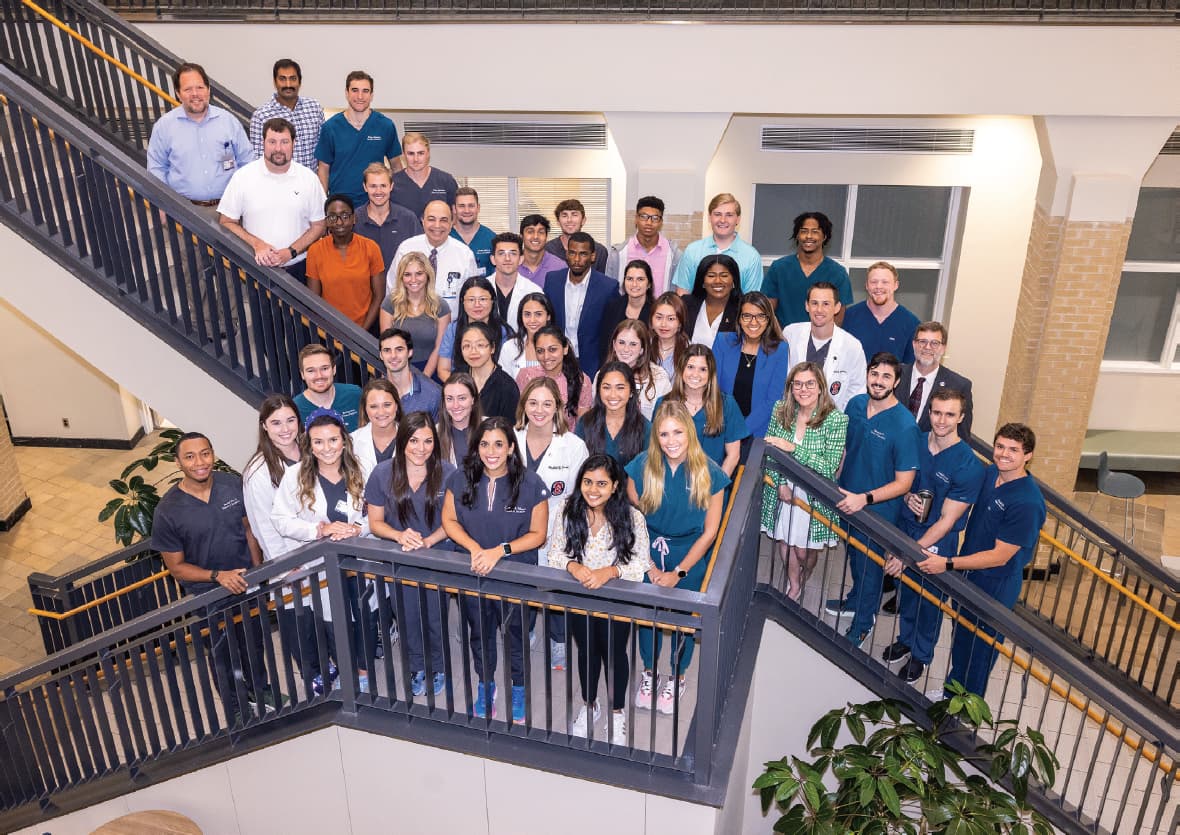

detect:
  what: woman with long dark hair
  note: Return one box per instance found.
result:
[683,254,741,349]
[498,292,555,379]
[442,417,549,724]
[459,321,519,421]
[713,291,791,438]
[599,259,655,363]
[352,378,401,473]
[600,319,671,419]
[272,409,373,694]
[437,373,483,466]
[648,291,690,379]
[625,401,729,716]
[366,412,456,695]
[515,325,592,429]
[657,344,749,477]
[575,361,650,469]
[437,275,512,380]
[548,454,650,743]
[243,394,302,562]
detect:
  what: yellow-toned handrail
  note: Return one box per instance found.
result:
[18,0,178,107]
[761,473,1175,778]
[700,465,743,594]
[28,569,173,620]
[1038,529,1178,632]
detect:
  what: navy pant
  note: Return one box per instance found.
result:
[462,553,531,686]
[277,604,336,687]
[202,596,267,720]
[396,582,446,676]
[947,568,1023,697]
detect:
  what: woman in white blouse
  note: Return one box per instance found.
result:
[548,454,651,745]
[600,319,671,420]
[242,394,302,563]
[272,408,374,695]
[498,292,555,379]
[351,378,401,474]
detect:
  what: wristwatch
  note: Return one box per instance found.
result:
[501,542,513,556]
[288,245,298,259]
[865,492,875,505]
[677,568,688,579]
[210,569,220,582]
[945,558,954,571]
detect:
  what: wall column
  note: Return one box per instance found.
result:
[604,112,731,250]
[997,116,1175,493]
[0,402,30,530]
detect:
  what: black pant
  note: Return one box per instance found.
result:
[568,612,631,710]
[277,604,336,687]
[202,596,267,720]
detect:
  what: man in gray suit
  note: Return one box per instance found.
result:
[898,321,974,440]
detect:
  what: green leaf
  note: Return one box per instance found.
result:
[98,498,124,522]
[819,714,841,750]
[759,785,775,813]
[995,727,1019,748]
[772,805,806,834]
[801,779,822,811]
[876,777,902,817]
[846,714,866,744]
[142,456,159,471]
[1012,742,1032,780]
[752,773,780,790]
[128,475,145,490]
[858,775,876,807]
[109,479,130,495]
[1033,746,1057,788]
[863,701,885,723]
[774,776,800,804]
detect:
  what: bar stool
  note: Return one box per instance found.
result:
[1095,450,1146,544]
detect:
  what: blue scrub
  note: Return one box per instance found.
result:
[837,395,920,639]
[841,302,921,365]
[574,415,650,469]
[625,453,730,675]
[446,469,549,687]
[763,255,853,328]
[451,224,497,277]
[653,393,749,469]
[314,111,402,207]
[947,467,1045,697]
[294,384,363,432]
[896,437,985,664]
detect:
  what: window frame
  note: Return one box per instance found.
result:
[1100,260,1180,374]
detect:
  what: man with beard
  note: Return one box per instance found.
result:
[450,186,497,277]
[249,58,323,172]
[829,352,921,650]
[842,261,921,365]
[218,117,326,285]
[763,211,853,328]
[152,433,270,723]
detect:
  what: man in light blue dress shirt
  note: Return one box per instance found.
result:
[672,192,763,295]
[147,62,252,214]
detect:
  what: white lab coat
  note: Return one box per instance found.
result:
[242,455,295,562]
[350,424,395,476]
[782,323,867,412]
[514,428,589,564]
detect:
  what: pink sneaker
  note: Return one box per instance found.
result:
[656,676,686,715]
[635,670,655,710]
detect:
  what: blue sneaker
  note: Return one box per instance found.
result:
[311,661,339,696]
[824,597,855,618]
[357,672,370,694]
[473,681,496,719]
[511,685,526,725]
[432,672,446,696]
[844,625,872,651]
[411,670,426,697]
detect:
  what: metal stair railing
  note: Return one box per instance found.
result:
[0,0,252,160]
[0,66,381,406]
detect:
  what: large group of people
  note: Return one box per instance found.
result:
[148,59,1047,732]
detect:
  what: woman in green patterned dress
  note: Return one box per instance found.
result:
[760,362,848,601]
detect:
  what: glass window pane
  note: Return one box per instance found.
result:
[851,186,951,259]
[1104,271,1180,362]
[457,176,510,235]
[517,178,610,247]
[751,184,848,258]
[849,267,940,323]
[1126,188,1180,262]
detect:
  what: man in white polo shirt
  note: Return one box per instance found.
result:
[218,117,326,286]
[387,199,479,306]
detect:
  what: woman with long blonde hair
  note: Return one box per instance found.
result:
[379,251,451,378]
[658,344,749,477]
[761,362,848,601]
[624,400,729,717]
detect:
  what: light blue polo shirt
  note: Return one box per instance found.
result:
[672,235,764,294]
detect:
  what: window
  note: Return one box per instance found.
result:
[457,176,610,245]
[1104,187,1180,370]
[750,184,964,322]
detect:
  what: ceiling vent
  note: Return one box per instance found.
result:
[1162,128,1180,155]
[403,121,607,149]
[761,126,975,154]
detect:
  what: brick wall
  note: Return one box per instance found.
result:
[0,412,30,528]
[618,210,702,253]
[999,208,1131,493]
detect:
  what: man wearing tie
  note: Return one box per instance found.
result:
[897,321,974,439]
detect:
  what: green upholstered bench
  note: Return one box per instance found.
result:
[1080,430,1180,473]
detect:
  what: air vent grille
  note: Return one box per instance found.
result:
[761,127,975,154]
[403,121,607,149]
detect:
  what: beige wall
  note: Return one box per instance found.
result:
[0,302,142,442]
[0,226,259,466]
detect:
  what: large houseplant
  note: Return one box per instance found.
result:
[98,428,238,546]
[754,682,1058,834]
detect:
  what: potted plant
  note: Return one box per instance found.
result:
[98,428,238,547]
[754,682,1058,834]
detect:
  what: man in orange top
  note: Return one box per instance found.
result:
[306,194,385,334]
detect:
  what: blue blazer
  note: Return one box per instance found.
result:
[713,332,791,437]
[543,268,616,379]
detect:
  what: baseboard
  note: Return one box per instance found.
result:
[0,496,32,530]
[13,426,145,450]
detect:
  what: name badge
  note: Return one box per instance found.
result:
[335,499,351,516]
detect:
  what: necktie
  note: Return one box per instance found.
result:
[907,375,925,417]
[429,248,438,274]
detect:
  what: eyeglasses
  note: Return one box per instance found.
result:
[465,295,493,304]
[739,312,769,323]
[791,380,818,390]
[636,213,663,223]
[914,338,944,348]
[325,212,353,223]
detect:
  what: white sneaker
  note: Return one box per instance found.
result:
[570,702,601,737]
[635,670,655,710]
[656,676,686,715]
[610,710,627,746]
